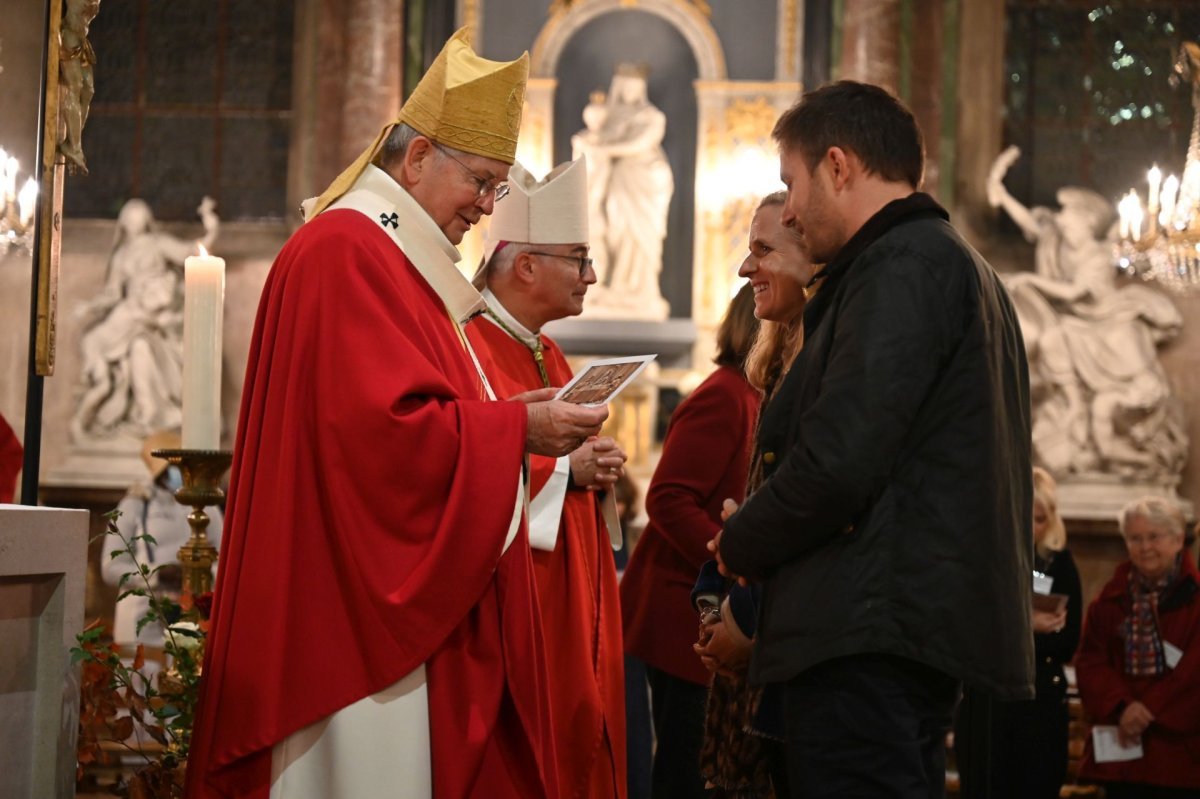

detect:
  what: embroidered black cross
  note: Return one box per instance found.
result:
[379,212,399,229]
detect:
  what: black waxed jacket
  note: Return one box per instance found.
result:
[720,193,1036,701]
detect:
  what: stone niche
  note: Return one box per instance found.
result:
[0,505,89,799]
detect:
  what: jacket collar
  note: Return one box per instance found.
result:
[803,192,948,336]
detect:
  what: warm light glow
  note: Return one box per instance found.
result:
[17,178,37,227]
[698,145,782,211]
[198,243,209,258]
[1147,165,1161,211]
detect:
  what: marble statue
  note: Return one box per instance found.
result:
[71,197,219,443]
[571,64,672,318]
[989,146,1187,484]
[59,0,101,174]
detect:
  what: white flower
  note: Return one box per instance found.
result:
[167,621,203,652]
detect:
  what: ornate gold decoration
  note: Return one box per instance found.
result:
[780,0,799,80]
[152,448,233,596]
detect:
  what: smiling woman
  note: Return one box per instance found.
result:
[1075,495,1200,796]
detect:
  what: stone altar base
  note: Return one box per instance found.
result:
[0,505,89,799]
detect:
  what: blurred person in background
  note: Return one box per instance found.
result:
[621,280,762,798]
[955,466,1081,798]
[1076,496,1200,798]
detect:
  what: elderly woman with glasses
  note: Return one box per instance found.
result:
[1076,496,1200,798]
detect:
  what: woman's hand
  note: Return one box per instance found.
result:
[1031,607,1067,634]
[1118,700,1155,747]
[694,615,752,678]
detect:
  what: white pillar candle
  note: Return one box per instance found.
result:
[183,245,225,449]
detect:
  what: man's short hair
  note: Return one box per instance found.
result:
[484,241,534,278]
[772,81,925,189]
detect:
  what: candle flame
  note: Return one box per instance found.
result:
[198,243,209,258]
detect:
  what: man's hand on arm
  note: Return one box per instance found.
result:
[568,436,627,490]
[515,388,609,458]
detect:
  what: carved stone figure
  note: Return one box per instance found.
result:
[71,197,219,443]
[989,146,1187,483]
[571,64,672,318]
[59,0,101,174]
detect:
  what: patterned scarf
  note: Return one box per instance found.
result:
[1123,555,1182,677]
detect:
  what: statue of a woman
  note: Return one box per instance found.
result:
[71,197,219,442]
[571,64,673,318]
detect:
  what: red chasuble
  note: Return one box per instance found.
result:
[467,314,627,799]
[186,209,556,798]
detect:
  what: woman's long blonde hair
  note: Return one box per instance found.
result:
[1033,467,1067,556]
[744,192,809,396]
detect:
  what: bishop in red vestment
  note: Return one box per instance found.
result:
[467,158,628,799]
[186,30,608,799]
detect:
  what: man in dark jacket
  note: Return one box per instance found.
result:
[714,81,1035,798]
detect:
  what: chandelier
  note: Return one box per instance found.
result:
[0,147,38,258]
[1114,42,1200,294]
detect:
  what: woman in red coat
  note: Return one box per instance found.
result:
[1076,496,1200,798]
[620,283,761,798]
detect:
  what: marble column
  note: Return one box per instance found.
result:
[838,0,901,93]
[287,0,404,220]
[908,1,945,195]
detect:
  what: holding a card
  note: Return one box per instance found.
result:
[1076,496,1200,795]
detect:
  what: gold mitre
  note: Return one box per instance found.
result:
[305,28,529,220]
[399,28,529,162]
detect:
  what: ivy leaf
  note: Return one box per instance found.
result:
[108,549,126,560]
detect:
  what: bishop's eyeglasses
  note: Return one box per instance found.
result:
[434,143,510,201]
[528,251,595,277]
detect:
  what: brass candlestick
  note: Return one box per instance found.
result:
[151,448,232,596]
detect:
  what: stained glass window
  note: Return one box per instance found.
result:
[1004,1,1200,211]
[64,0,294,221]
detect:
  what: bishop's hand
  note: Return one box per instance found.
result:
[516,389,608,458]
[569,436,627,490]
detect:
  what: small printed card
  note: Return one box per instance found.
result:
[1091,726,1144,763]
[555,355,656,407]
[1164,640,1184,670]
[1031,592,1069,614]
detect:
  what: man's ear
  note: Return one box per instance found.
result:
[398,136,436,187]
[825,146,856,192]
[513,251,538,285]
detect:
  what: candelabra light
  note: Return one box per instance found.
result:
[0,147,38,258]
[151,448,232,596]
[1114,42,1200,294]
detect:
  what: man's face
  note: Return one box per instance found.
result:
[529,243,596,322]
[737,205,814,323]
[410,145,511,245]
[779,146,844,265]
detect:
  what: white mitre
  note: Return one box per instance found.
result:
[476,158,589,281]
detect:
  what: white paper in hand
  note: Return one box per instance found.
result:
[1091,726,1144,763]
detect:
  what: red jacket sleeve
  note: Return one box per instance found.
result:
[644,372,756,570]
[1138,602,1200,733]
[1075,598,1134,724]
